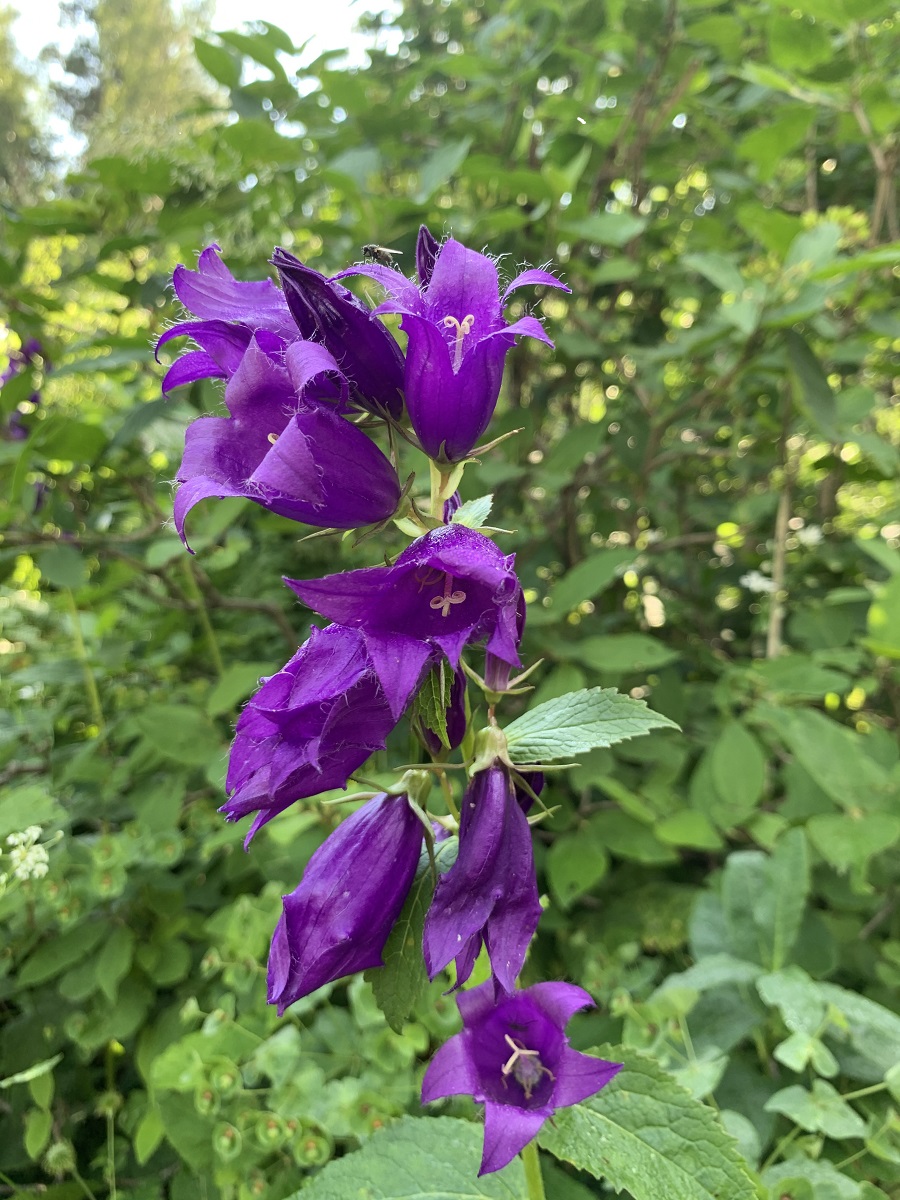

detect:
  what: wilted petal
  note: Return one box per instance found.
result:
[272,247,405,417]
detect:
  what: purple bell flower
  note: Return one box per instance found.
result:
[222,624,431,843]
[268,792,425,1013]
[157,245,298,392]
[173,337,401,548]
[422,980,622,1175]
[285,524,524,669]
[333,228,569,462]
[423,764,541,994]
[271,247,405,419]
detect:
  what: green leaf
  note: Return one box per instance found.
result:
[97,925,135,1002]
[543,547,637,614]
[561,212,648,247]
[193,37,241,88]
[866,573,900,658]
[365,838,458,1032]
[24,1108,52,1159]
[806,811,900,874]
[580,634,679,673]
[0,784,64,839]
[413,137,473,203]
[134,1105,165,1166]
[764,1080,866,1139]
[785,330,839,441]
[538,1043,756,1200]
[709,722,767,828]
[133,704,223,766]
[775,709,896,815]
[36,545,89,590]
[655,811,723,850]
[758,828,809,971]
[503,687,679,763]
[293,1115,525,1198]
[451,494,493,529]
[547,828,609,908]
[205,661,271,717]
[682,252,745,295]
[19,922,108,988]
[413,662,454,751]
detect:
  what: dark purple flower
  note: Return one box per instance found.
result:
[422,980,622,1174]
[158,245,298,392]
[173,337,401,548]
[222,624,431,843]
[268,792,425,1013]
[271,247,405,419]
[334,232,569,462]
[423,764,541,994]
[285,524,523,669]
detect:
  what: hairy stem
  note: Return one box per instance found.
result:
[521,1141,546,1200]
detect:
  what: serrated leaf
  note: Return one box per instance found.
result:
[413,663,454,750]
[365,838,458,1033]
[504,687,679,763]
[539,1043,756,1200]
[292,1115,525,1199]
[451,494,493,529]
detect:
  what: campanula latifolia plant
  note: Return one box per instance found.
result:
[161,225,678,1181]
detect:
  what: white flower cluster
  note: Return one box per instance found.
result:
[795,524,824,548]
[1,826,50,885]
[739,570,777,595]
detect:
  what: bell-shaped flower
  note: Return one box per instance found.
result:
[222,624,431,843]
[271,247,405,419]
[285,524,523,669]
[423,764,541,994]
[422,980,622,1174]
[173,338,401,548]
[158,245,297,392]
[268,792,425,1013]
[333,229,569,462]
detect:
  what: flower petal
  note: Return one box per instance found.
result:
[173,245,295,336]
[501,267,571,305]
[525,981,596,1027]
[426,239,502,334]
[551,1048,623,1108]
[480,1103,547,1176]
[421,1034,478,1103]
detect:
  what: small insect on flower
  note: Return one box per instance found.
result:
[362,244,403,267]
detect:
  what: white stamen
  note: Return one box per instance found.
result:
[429,573,467,617]
[442,313,475,372]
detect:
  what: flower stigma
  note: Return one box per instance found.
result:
[429,573,467,617]
[501,1034,554,1101]
[443,313,475,372]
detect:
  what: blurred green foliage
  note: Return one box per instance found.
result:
[1,0,899,1196]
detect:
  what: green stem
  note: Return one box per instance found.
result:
[72,1170,100,1200]
[841,1081,887,1102]
[521,1141,546,1200]
[181,561,224,677]
[64,589,105,735]
[0,1168,27,1194]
